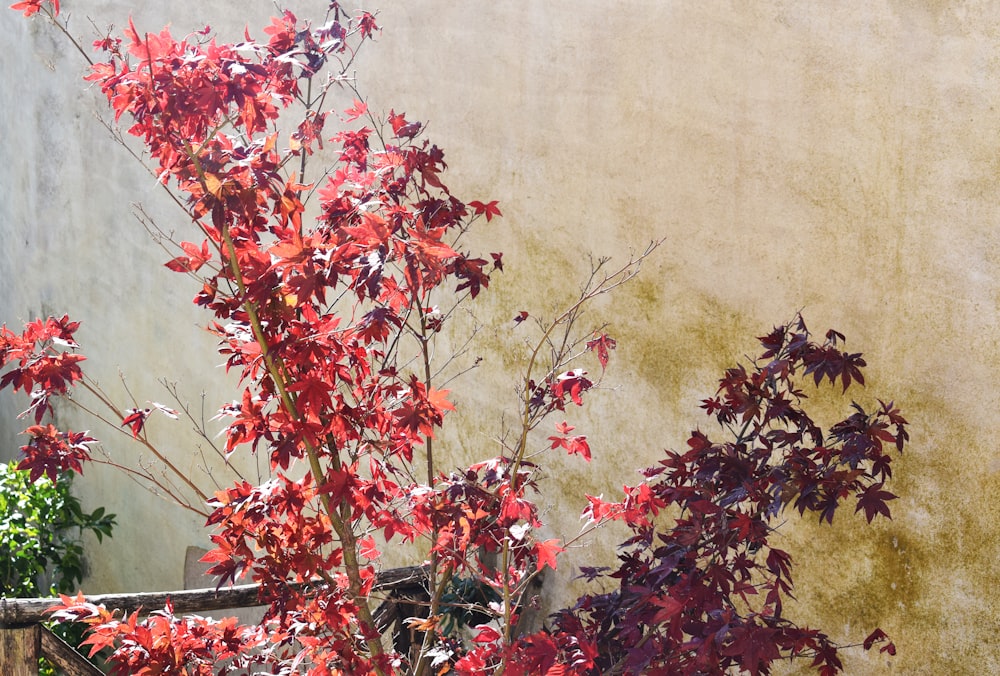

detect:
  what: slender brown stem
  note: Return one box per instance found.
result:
[412,298,444,676]
[75,379,210,503]
[216,221,386,669]
[495,244,661,675]
[42,7,93,66]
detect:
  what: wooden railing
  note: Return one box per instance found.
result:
[0,565,428,675]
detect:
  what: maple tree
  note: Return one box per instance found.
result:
[5,2,907,674]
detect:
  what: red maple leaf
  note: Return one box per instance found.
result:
[468,199,502,222]
[548,421,592,462]
[9,0,56,17]
[387,109,422,139]
[863,628,892,651]
[534,538,565,572]
[551,369,592,406]
[343,99,368,122]
[649,595,684,624]
[472,624,501,644]
[564,435,590,462]
[18,425,95,482]
[582,494,623,523]
[855,483,897,523]
[164,240,211,273]
[586,332,616,370]
[121,407,150,438]
[719,623,781,675]
[427,387,456,415]
[357,11,379,39]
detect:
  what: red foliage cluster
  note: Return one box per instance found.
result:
[531,318,906,675]
[9,0,55,17]
[0,316,94,481]
[7,2,906,674]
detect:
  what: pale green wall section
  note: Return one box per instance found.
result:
[2,2,1000,673]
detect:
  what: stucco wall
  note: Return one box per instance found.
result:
[2,2,1000,673]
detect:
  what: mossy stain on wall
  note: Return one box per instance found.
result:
[775,374,1000,675]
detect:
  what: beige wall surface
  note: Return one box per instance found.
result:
[2,1,1000,673]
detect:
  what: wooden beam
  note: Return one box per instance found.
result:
[40,627,103,676]
[0,564,428,627]
[0,583,261,627]
[0,624,39,676]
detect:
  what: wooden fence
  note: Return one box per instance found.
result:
[0,566,428,675]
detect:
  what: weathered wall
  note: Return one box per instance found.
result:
[2,2,1000,673]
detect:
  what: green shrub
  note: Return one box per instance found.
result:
[0,461,115,598]
[0,462,115,674]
